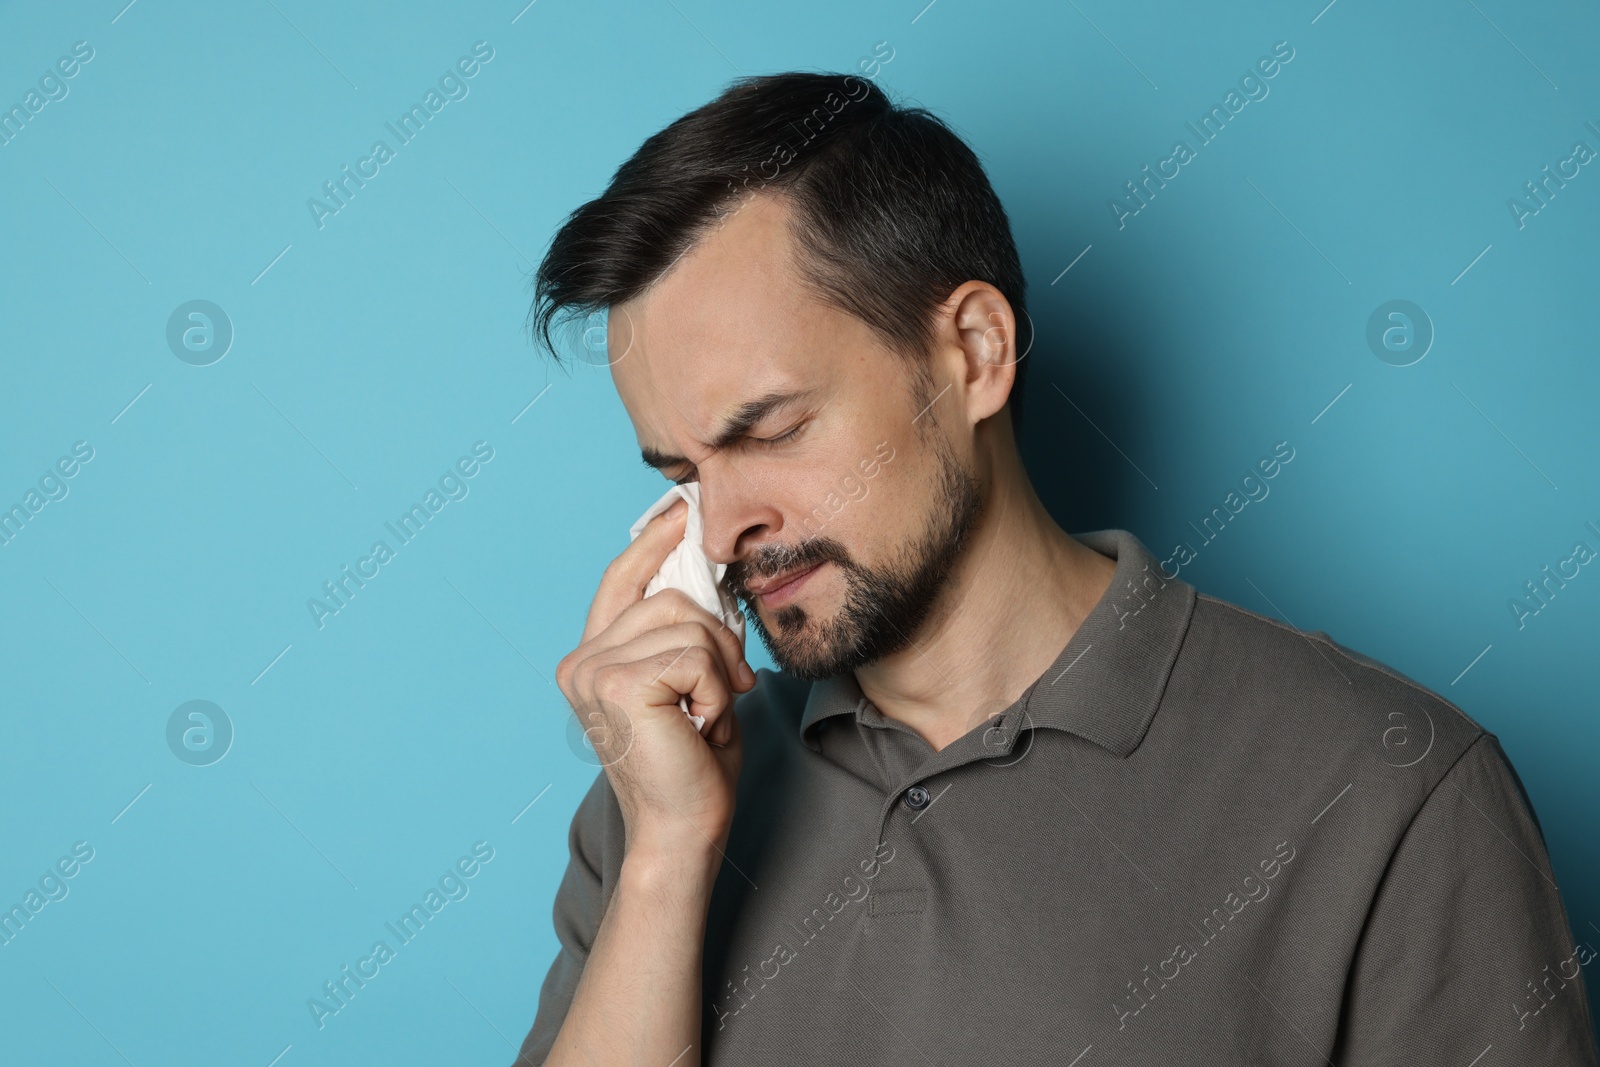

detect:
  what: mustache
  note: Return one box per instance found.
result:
[724,535,849,598]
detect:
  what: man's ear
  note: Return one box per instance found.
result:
[948,281,1019,426]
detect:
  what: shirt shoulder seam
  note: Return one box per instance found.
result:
[1195,592,1487,741]
[1337,732,1492,980]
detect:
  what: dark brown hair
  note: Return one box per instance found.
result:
[526,70,1032,432]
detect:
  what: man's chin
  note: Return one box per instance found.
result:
[743,602,856,681]
[768,643,853,682]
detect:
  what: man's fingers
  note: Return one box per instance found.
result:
[592,595,751,690]
[603,621,742,697]
[644,645,735,729]
[590,644,733,733]
[708,698,742,748]
[582,497,688,643]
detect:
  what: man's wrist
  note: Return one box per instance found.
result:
[620,841,725,895]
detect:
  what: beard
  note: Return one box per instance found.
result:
[723,431,985,681]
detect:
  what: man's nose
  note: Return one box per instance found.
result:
[697,466,781,568]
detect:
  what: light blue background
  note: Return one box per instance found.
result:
[2,0,1597,1061]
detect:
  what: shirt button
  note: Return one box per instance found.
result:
[903,785,931,810]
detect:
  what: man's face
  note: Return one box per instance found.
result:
[609,192,985,680]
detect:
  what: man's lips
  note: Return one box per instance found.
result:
[743,561,824,596]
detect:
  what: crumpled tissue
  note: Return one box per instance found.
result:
[627,482,747,731]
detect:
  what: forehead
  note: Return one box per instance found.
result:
[607,193,832,452]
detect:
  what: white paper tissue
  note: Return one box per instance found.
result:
[626,482,747,731]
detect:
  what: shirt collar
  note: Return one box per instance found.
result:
[797,528,1196,758]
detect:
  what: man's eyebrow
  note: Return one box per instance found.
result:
[639,387,818,472]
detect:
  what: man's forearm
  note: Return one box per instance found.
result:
[543,848,721,1066]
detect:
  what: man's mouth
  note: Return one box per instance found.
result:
[744,561,826,606]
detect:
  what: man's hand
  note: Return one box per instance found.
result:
[556,496,756,865]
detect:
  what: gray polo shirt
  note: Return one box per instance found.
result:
[514,528,1598,1065]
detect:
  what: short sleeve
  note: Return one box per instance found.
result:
[512,769,622,1067]
[1331,732,1600,1065]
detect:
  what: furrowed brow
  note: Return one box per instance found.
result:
[639,387,817,473]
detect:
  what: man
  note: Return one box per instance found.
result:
[512,71,1598,1065]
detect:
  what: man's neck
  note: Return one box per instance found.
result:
[852,456,1117,753]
